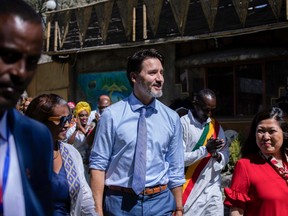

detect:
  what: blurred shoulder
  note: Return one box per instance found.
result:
[11,109,50,133]
[156,100,179,119]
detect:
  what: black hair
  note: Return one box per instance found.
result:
[26,94,68,123]
[195,89,216,104]
[126,48,164,86]
[0,0,42,24]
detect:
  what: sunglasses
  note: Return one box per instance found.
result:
[0,47,40,70]
[48,114,72,128]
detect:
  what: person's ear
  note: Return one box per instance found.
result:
[130,72,137,84]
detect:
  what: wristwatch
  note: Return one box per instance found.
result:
[175,207,184,213]
[212,152,220,159]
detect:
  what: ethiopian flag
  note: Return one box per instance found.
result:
[182,119,220,205]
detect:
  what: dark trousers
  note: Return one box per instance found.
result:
[104,187,176,216]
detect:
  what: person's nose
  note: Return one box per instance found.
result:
[263,132,270,140]
[11,58,27,79]
[156,72,164,83]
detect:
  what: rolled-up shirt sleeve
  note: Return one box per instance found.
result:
[167,117,185,188]
[89,109,114,171]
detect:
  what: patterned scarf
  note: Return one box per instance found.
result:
[59,142,81,215]
[260,150,288,183]
[182,119,220,205]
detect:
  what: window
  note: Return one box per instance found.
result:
[235,64,263,116]
[206,64,263,117]
[178,60,288,118]
[207,67,233,117]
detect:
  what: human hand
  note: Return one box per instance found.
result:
[75,116,85,132]
[206,137,224,154]
[95,112,100,121]
[75,116,81,129]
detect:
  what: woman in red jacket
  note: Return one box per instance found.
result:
[224,107,288,216]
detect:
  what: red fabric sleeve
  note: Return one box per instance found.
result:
[224,159,251,209]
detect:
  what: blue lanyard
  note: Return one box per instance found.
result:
[2,129,10,193]
[0,124,10,213]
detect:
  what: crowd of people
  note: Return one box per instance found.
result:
[1,0,288,216]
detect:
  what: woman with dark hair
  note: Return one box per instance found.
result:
[224,107,288,216]
[26,94,97,216]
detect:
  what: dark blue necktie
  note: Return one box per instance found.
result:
[132,107,147,194]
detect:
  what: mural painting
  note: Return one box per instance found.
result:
[78,71,132,109]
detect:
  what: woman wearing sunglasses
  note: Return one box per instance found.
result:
[26,94,97,216]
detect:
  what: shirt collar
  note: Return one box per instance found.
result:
[129,93,157,112]
[259,150,288,163]
[188,109,211,127]
[0,111,8,141]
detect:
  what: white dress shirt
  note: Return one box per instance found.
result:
[0,111,25,216]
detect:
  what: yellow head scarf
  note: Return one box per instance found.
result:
[74,101,91,117]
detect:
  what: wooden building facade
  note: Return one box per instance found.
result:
[40,0,288,133]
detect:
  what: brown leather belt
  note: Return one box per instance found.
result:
[108,185,167,195]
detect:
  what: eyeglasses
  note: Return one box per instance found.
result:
[0,47,40,70]
[47,114,72,128]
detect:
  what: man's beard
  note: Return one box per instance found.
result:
[150,89,163,98]
[140,80,163,98]
[144,85,163,98]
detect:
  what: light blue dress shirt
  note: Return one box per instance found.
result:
[89,93,185,189]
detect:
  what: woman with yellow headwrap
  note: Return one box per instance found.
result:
[66,101,95,182]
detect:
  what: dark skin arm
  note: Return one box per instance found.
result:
[86,123,97,147]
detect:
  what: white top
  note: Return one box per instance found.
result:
[180,110,229,216]
[65,124,90,161]
[87,110,97,125]
[0,112,25,216]
[59,142,97,216]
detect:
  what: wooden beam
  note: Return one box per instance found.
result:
[54,21,58,51]
[286,0,288,20]
[43,22,288,55]
[143,4,147,39]
[133,7,136,41]
[46,21,51,52]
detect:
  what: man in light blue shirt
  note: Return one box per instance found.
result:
[90,48,185,216]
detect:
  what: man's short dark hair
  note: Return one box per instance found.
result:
[126,48,164,86]
[0,0,42,25]
[195,89,216,104]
